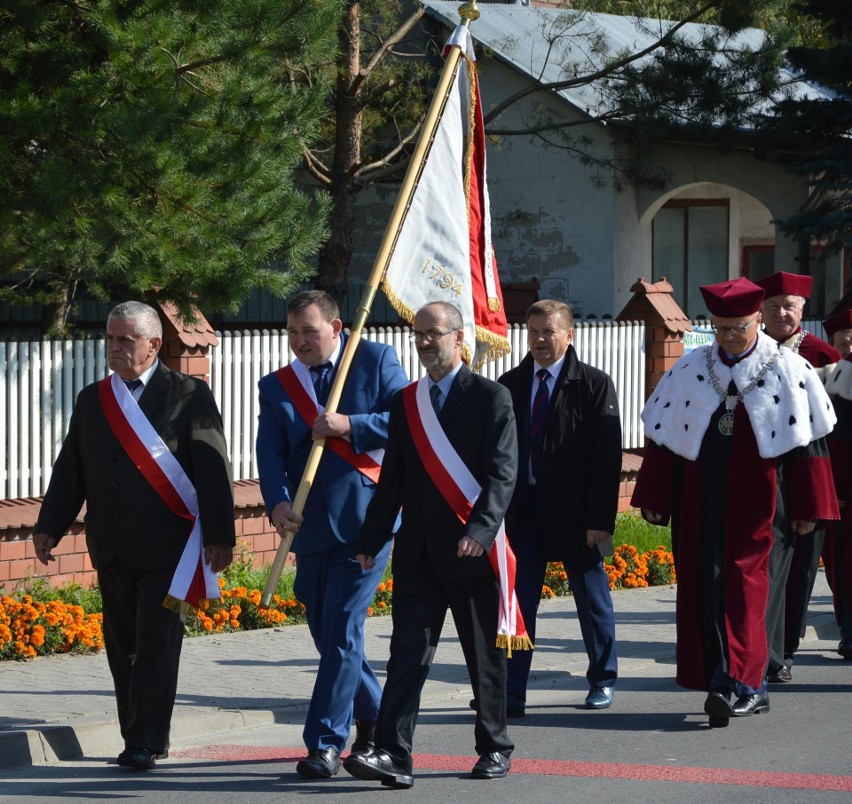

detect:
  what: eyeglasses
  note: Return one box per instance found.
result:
[711,314,760,336]
[409,329,456,344]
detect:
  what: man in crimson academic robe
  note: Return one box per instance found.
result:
[754,271,841,683]
[631,277,839,728]
[822,309,852,661]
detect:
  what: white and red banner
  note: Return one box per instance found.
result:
[402,378,531,653]
[382,25,510,369]
[98,373,219,611]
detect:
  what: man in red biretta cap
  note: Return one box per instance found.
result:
[824,308,852,360]
[755,271,840,378]
[752,272,842,686]
[631,277,839,728]
[822,308,852,662]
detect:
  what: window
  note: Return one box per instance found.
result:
[653,201,729,316]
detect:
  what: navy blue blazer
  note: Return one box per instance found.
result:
[256,335,408,554]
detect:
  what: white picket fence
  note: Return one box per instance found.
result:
[0,322,646,500]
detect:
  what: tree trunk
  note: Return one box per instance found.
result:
[315,1,363,306]
[40,269,78,337]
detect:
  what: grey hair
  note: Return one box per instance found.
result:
[108,301,163,339]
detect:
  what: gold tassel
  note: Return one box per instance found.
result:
[495,634,535,657]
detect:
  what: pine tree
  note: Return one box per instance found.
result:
[760,0,852,251]
[0,0,340,334]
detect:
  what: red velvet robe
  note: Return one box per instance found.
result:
[826,365,852,635]
[632,400,838,690]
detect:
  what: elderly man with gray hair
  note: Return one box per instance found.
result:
[33,301,235,770]
[754,272,841,685]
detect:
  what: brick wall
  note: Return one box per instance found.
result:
[0,483,289,592]
[0,474,639,591]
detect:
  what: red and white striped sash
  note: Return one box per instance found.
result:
[98,373,219,611]
[402,378,531,653]
[275,363,383,483]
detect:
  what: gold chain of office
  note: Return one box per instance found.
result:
[705,345,781,435]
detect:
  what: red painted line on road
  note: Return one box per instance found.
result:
[172,745,852,792]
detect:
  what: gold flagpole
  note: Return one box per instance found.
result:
[261,1,481,607]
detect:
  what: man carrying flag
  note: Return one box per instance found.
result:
[256,290,408,779]
[346,302,519,788]
[33,301,235,770]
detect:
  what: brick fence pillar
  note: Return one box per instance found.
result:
[616,278,692,401]
[150,299,218,383]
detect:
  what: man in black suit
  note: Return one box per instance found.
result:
[498,300,621,715]
[344,302,517,788]
[33,301,235,770]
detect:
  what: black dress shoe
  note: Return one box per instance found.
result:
[351,720,375,754]
[732,693,770,717]
[343,749,413,788]
[767,665,792,683]
[117,747,160,769]
[703,691,733,727]
[296,747,341,778]
[471,752,511,779]
[838,639,852,660]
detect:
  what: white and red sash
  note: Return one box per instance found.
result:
[275,363,383,483]
[98,373,219,611]
[402,378,531,653]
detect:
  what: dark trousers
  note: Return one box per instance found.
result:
[507,488,618,700]
[375,558,513,770]
[783,529,826,665]
[294,540,391,753]
[98,558,185,752]
[824,518,852,641]
[766,523,797,675]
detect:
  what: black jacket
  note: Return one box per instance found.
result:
[36,362,235,570]
[498,347,621,557]
[359,365,518,579]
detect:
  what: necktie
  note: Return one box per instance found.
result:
[529,368,550,482]
[311,361,333,406]
[124,378,143,394]
[430,383,442,416]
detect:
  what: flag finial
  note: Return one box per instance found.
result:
[459,2,480,24]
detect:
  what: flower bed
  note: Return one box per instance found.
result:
[1,545,674,660]
[0,594,104,660]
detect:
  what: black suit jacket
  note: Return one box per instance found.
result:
[36,361,236,570]
[359,365,518,579]
[499,347,621,557]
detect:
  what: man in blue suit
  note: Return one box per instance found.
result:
[256,290,408,779]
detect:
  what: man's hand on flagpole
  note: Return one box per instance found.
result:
[312,412,351,440]
[457,535,484,558]
[205,544,234,573]
[271,501,303,536]
[357,553,376,570]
